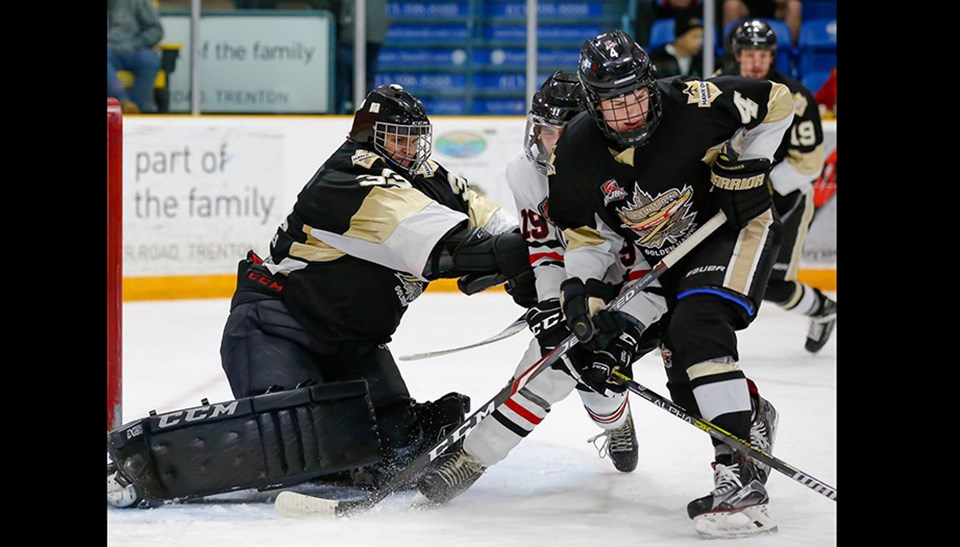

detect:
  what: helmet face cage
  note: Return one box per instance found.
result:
[583,83,662,148]
[349,84,433,175]
[523,71,585,174]
[373,120,432,175]
[523,115,565,175]
[579,30,662,148]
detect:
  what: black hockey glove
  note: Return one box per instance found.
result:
[524,298,568,356]
[560,278,632,350]
[577,329,642,395]
[709,144,773,230]
[504,270,538,308]
[559,277,597,344]
[493,230,537,307]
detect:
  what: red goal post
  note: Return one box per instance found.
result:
[107,98,123,431]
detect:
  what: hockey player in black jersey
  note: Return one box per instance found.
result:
[718,19,837,353]
[413,72,661,506]
[107,84,535,508]
[544,30,790,538]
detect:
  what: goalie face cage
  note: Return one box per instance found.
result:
[107,98,123,431]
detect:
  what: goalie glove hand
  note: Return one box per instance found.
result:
[710,144,772,229]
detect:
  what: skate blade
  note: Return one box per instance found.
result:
[693,504,778,539]
[275,491,339,518]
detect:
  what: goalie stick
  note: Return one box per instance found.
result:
[274,211,728,518]
[612,370,838,502]
[398,315,528,361]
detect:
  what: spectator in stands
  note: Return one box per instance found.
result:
[311,1,390,114]
[722,0,801,46]
[633,0,703,48]
[648,16,704,77]
[107,0,165,114]
[814,67,836,118]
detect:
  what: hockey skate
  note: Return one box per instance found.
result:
[412,447,487,506]
[805,291,837,353]
[586,411,639,473]
[107,461,145,509]
[749,393,779,485]
[687,456,778,539]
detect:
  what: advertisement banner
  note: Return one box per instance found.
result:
[159,14,334,113]
[123,120,286,276]
[121,117,836,296]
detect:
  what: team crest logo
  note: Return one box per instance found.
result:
[683,81,723,108]
[616,185,697,249]
[793,92,809,117]
[394,273,425,307]
[601,179,628,205]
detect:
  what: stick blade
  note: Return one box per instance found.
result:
[275,491,340,518]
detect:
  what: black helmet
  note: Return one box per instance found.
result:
[524,70,586,175]
[578,29,662,148]
[349,84,433,175]
[731,19,778,58]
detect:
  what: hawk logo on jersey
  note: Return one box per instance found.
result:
[601,179,628,205]
[683,81,723,108]
[394,273,426,307]
[793,92,808,118]
[616,185,696,249]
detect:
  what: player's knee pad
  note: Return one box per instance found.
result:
[106,380,381,503]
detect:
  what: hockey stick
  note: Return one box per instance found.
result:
[397,315,528,361]
[275,211,728,518]
[611,370,838,502]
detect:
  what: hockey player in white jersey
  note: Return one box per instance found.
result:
[413,71,668,505]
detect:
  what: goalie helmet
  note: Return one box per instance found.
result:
[578,29,662,148]
[523,71,586,175]
[731,19,778,57]
[349,84,433,175]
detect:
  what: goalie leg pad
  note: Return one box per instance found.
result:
[106,380,381,502]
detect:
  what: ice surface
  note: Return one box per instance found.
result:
[109,292,837,546]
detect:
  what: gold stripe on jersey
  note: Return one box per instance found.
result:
[687,359,743,381]
[786,143,825,177]
[793,92,809,118]
[344,186,436,243]
[464,187,503,229]
[724,208,774,294]
[289,230,346,262]
[609,146,636,166]
[764,82,794,124]
[785,191,816,281]
[564,226,606,251]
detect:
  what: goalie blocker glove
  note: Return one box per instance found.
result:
[427,224,536,307]
[709,144,773,229]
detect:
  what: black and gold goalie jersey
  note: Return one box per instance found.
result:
[265,140,513,344]
[549,75,793,270]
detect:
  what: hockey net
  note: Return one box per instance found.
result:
[107,98,123,431]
